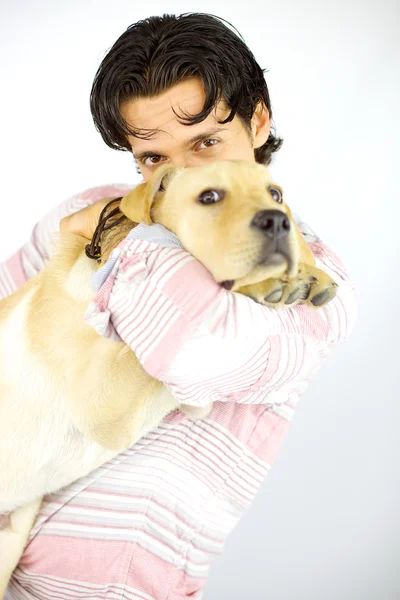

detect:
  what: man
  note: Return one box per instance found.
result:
[2,13,355,599]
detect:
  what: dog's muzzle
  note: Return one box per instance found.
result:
[220,210,294,290]
[252,209,293,271]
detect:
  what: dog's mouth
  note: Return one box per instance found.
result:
[260,234,297,274]
[260,244,294,273]
[220,240,295,291]
[220,279,236,290]
[261,250,288,269]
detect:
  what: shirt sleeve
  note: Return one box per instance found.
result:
[84,222,357,410]
[0,184,134,300]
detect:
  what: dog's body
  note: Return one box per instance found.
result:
[0,256,176,513]
[0,161,337,595]
[0,235,181,595]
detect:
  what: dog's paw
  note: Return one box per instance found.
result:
[238,265,338,309]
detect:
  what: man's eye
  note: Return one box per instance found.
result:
[198,138,219,149]
[144,155,165,167]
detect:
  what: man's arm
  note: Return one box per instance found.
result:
[0,184,134,299]
[84,223,357,408]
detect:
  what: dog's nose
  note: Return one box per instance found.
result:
[251,210,290,239]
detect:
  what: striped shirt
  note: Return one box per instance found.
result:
[1,184,356,600]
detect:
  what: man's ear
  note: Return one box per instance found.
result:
[251,102,271,149]
[119,165,178,225]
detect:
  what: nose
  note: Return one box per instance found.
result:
[168,155,199,169]
[251,209,291,239]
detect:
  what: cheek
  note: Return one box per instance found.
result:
[138,164,154,182]
[219,136,255,162]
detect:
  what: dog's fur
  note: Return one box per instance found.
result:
[0,160,337,595]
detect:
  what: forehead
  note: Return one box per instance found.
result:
[119,78,234,148]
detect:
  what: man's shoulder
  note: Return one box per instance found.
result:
[77,183,138,204]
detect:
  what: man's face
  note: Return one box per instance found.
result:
[119,78,271,182]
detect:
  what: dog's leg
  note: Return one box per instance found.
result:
[0,498,42,599]
[237,263,338,309]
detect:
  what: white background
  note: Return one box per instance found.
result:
[0,0,399,598]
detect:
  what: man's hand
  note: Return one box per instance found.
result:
[59,198,115,240]
[60,197,137,263]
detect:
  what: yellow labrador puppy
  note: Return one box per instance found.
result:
[0,160,337,595]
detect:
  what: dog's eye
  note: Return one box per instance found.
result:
[269,186,283,204]
[198,189,225,205]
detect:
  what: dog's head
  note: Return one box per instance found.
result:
[119,160,301,287]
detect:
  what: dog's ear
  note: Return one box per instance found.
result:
[119,165,178,225]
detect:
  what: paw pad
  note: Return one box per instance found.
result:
[264,289,283,303]
[284,287,302,304]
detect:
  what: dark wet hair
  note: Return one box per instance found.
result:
[90,12,283,165]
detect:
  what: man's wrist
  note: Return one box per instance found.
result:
[59,198,112,240]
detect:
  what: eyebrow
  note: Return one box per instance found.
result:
[133,127,228,161]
